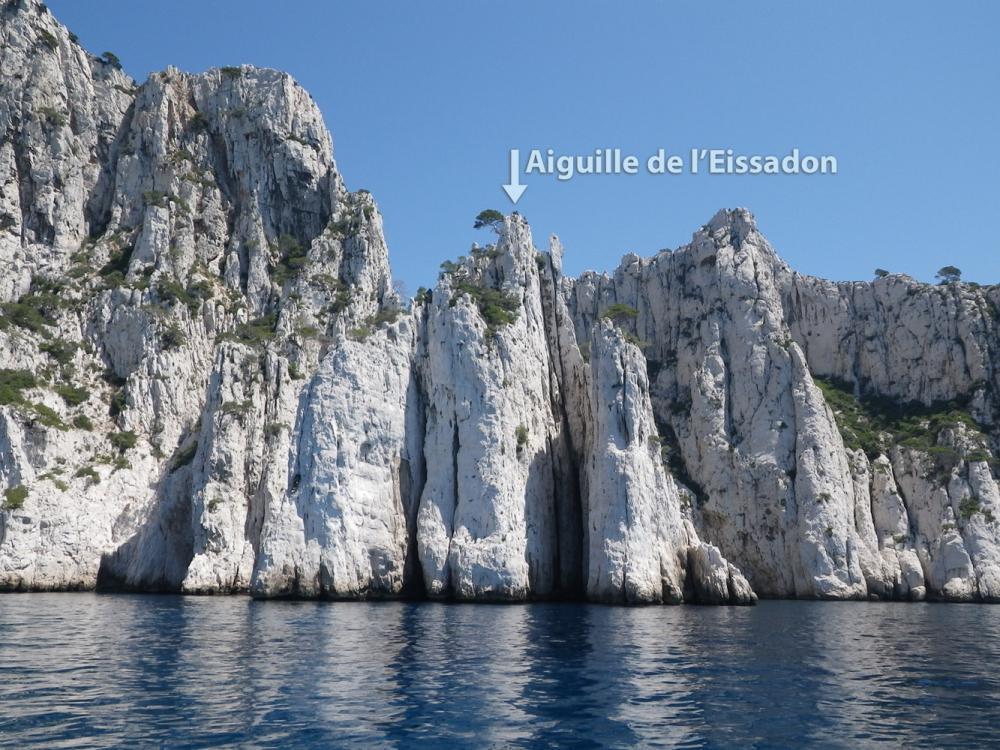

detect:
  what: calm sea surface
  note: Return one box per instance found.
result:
[0,594,998,748]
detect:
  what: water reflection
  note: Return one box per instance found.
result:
[1,595,999,748]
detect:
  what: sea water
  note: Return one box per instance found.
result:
[1,594,998,748]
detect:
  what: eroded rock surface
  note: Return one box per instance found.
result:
[2,1,998,603]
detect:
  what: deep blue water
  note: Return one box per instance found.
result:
[1,596,999,748]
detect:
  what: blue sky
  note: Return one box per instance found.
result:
[49,1,999,291]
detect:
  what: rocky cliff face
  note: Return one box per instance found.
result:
[1,1,997,603]
[565,212,1000,601]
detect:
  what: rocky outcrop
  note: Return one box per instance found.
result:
[249,317,423,599]
[565,210,1000,602]
[415,218,562,600]
[583,320,755,604]
[1,1,998,604]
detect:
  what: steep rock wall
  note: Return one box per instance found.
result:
[1,0,998,604]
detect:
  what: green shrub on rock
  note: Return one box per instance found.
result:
[600,303,638,322]
[72,414,94,431]
[347,325,372,342]
[55,384,89,406]
[100,51,122,69]
[220,314,278,346]
[450,281,520,335]
[0,369,37,405]
[473,209,504,231]
[0,281,64,334]
[3,485,28,511]
[29,402,67,430]
[272,235,309,284]
[40,339,77,366]
[110,431,138,453]
[814,376,990,464]
[74,466,99,484]
[161,323,187,350]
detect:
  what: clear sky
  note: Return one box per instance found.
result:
[49,1,999,292]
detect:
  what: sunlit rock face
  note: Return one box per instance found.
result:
[565,209,1000,601]
[2,0,998,603]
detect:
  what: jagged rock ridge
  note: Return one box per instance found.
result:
[1,0,998,603]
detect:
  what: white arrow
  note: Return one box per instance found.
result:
[502,148,526,204]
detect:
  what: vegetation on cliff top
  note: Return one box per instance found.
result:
[473,209,504,232]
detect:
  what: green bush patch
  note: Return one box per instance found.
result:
[74,466,99,484]
[347,325,372,342]
[600,303,639,322]
[38,106,67,128]
[109,431,138,453]
[3,485,28,511]
[109,387,127,417]
[161,323,187,350]
[157,277,209,313]
[220,313,278,346]
[450,281,520,335]
[38,30,59,51]
[959,496,982,521]
[55,384,89,406]
[0,277,67,334]
[40,339,77,366]
[272,234,309,284]
[623,333,650,348]
[0,369,37,405]
[188,112,209,131]
[29,402,66,430]
[814,376,990,463]
[100,51,122,69]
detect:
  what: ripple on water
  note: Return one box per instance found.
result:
[1,595,999,748]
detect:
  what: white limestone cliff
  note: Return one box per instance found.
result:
[415,217,562,600]
[583,320,755,604]
[565,209,1000,602]
[1,0,998,604]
